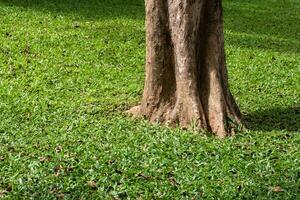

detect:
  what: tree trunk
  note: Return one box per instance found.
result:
[128,0,242,138]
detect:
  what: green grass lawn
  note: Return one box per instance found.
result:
[0,0,299,199]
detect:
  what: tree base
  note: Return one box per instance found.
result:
[129,0,243,138]
[127,92,242,139]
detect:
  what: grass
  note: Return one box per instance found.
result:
[0,0,299,199]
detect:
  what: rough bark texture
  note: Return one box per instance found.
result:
[128,0,242,138]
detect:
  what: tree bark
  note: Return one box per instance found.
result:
[128,0,242,138]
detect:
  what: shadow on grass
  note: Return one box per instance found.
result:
[0,0,145,20]
[223,0,300,40]
[244,106,300,132]
[223,0,300,54]
[1,0,299,54]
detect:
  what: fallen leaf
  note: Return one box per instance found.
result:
[6,186,12,192]
[56,193,65,199]
[0,190,7,198]
[108,160,115,165]
[52,173,60,177]
[54,165,63,172]
[167,171,175,178]
[66,166,74,173]
[73,21,81,28]
[49,188,58,194]
[136,172,151,180]
[39,156,52,163]
[87,180,97,189]
[168,177,180,187]
[272,186,284,192]
[55,145,63,153]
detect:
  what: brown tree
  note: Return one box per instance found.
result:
[128,0,242,138]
